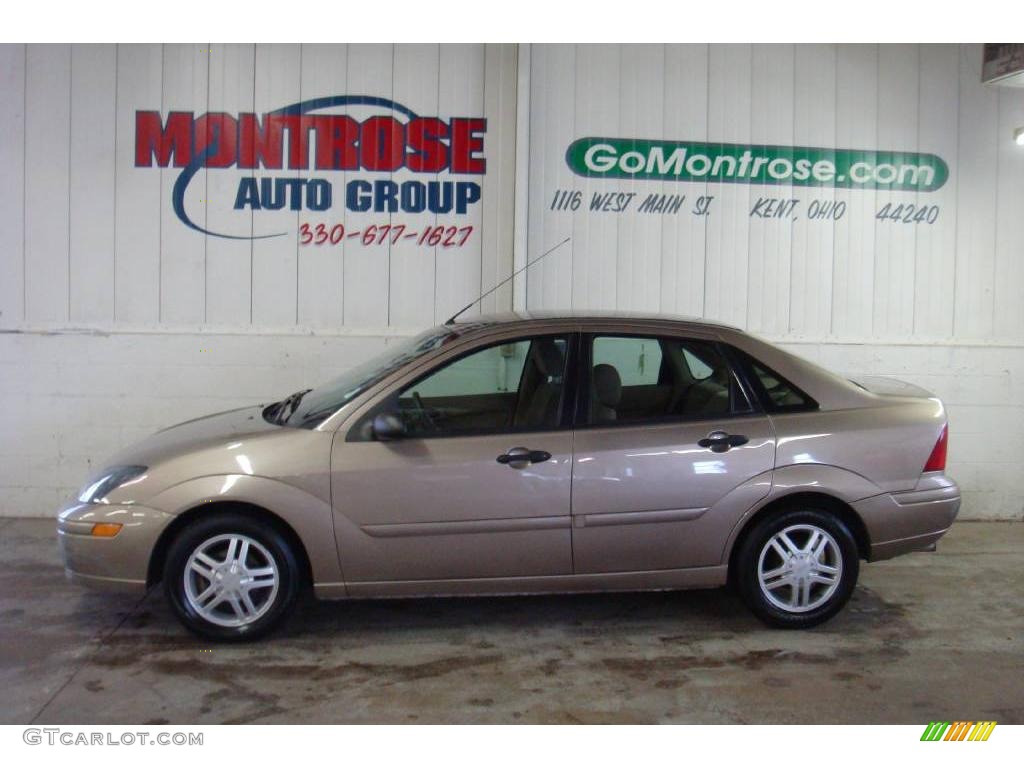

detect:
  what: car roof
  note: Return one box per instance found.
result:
[448,310,743,334]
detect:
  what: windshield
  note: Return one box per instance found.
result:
[280,326,456,428]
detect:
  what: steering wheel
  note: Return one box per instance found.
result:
[411,391,438,431]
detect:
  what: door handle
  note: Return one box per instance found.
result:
[697,430,749,453]
[496,447,552,466]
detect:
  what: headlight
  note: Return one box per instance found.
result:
[78,466,148,504]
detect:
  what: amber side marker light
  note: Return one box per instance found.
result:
[90,523,123,538]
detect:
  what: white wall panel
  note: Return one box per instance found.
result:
[69,44,117,324]
[660,44,709,317]
[113,44,162,324]
[0,45,26,325]
[747,44,794,336]
[296,44,349,330]
[953,45,999,341]
[251,44,302,328]
[478,43,518,316]
[831,45,877,339]
[204,43,255,326]
[993,82,1024,341]
[872,44,918,338]
[789,44,836,338]
[704,44,752,328]
[616,45,665,312]
[570,44,620,311]
[342,44,393,329]
[434,44,486,324]
[24,44,71,323]
[526,44,575,311]
[914,44,958,339]
[158,44,209,325]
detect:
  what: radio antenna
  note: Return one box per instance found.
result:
[445,237,571,325]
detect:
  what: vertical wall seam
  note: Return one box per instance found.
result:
[749,42,757,331]
[112,44,119,323]
[67,45,72,322]
[912,44,922,335]
[157,44,165,324]
[249,44,256,326]
[658,43,667,314]
[829,44,838,338]
[787,43,796,334]
[479,45,487,313]
[870,44,879,339]
[991,72,1001,337]
[204,42,212,324]
[951,45,962,339]
[296,44,304,327]
[702,44,710,319]
[432,43,440,323]
[22,44,28,321]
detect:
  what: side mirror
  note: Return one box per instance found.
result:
[372,412,407,441]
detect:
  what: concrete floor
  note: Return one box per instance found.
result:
[0,518,1021,724]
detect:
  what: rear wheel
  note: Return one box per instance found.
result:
[735,507,859,629]
[163,513,301,641]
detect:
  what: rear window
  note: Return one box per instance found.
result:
[743,357,817,412]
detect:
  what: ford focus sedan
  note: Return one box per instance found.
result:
[57,312,960,640]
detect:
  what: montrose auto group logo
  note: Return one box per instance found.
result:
[134,95,486,248]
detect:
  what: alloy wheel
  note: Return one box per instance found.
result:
[756,523,843,613]
[183,533,280,628]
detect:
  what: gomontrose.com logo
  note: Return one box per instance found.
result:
[566,137,948,192]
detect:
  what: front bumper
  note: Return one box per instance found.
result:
[57,501,174,595]
[853,473,961,561]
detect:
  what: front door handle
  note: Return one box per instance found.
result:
[496,447,552,467]
[697,430,749,453]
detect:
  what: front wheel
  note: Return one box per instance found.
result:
[163,513,302,641]
[734,508,859,629]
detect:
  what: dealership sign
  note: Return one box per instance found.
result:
[566,137,948,192]
[135,95,486,240]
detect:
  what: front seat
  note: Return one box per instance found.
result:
[513,339,565,428]
[591,363,622,423]
[683,366,730,416]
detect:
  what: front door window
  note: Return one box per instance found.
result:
[396,335,569,437]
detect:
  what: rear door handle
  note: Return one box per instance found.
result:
[496,447,552,467]
[697,431,749,453]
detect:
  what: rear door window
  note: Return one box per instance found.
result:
[586,335,751,425]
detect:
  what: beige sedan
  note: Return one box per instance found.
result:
[57,313,960,640]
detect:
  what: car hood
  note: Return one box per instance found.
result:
[106,405,279,468]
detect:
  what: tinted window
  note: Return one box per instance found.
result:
[285,326,456,427]
[396,336,569,437]
[588,336,750,425]
[593,336,663,386]
[749,360,813,410]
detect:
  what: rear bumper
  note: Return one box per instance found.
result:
[853,473,961,561]
[56,501,173,595]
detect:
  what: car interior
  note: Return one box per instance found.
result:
[588,336,744,425]
[396,336,569,435]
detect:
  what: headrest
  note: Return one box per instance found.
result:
[593,364,622,407]
[531,339,564,378]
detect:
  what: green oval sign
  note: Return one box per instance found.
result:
[566,137,948,192]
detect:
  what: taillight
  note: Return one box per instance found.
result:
[923,424,948,472]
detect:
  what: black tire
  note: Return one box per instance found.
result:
[163,513,302,642]
[734,506,859,629]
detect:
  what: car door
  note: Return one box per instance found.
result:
[570,330,776,574]
[330,331,576,584]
